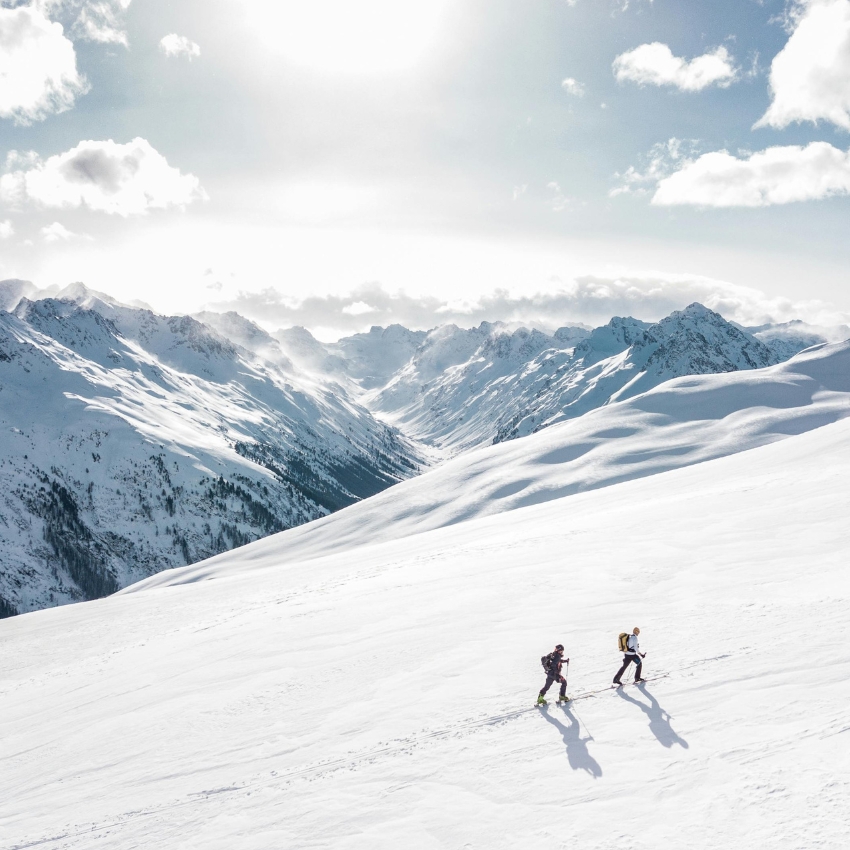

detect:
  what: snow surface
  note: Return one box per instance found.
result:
[132,338,850,586]
[2,400,849,848]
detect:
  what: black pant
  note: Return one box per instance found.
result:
[540,671,567,698]
[613,654,643,684]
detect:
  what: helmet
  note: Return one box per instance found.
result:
[555,644,564,651]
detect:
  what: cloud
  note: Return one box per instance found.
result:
[205,277,847,339]
[341,300,374,315]
[0,138,206,215]
[561,77,585,96]
[0,219,13,238]
[611,138,701,196]
[613,43,738,91]
[756,0,850,130]
[38,0,133,46]
[159,33,201,60]
[40,221,75,241]
[0,4,88,125]
[652,142,850,207]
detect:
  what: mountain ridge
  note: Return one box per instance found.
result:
[0,294,420,615]
[2,280,847,616]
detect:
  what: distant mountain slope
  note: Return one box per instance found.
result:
[204,305,842,457]
[0,296,420,615]
[364,304,783,451]
[327,324,429,389]
[749,319,850,361]
[132,339,850,588]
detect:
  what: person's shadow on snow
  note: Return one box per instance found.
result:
[616,684,688,749]
[538,705,603,777]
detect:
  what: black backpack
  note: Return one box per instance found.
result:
[541,652,557,674]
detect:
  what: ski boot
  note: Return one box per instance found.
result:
[557,695,571,703]
[536,694,547,706]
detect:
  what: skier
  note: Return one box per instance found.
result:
[613,626,645,686]
[537,643,569,705]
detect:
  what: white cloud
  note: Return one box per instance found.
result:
[652,142,850,207]
[207,277,846,337]
[611,138,700,197]
[0,219,13,239]
[0,5,88,125]
[0,138,206,216]
[561,77,585,96]
[341,300,374,315]
[38,0,133,46]
[756,0,850,130]
[159,33,201,60]
[40,221,74,241]
[613,43,738,91]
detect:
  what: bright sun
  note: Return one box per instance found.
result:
[245,0,451,74]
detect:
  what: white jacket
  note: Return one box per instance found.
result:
[626,634,641,655]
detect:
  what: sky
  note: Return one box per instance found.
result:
[1,0,850,337]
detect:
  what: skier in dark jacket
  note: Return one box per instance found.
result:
[537,644,569,705]
[613,627,645,685]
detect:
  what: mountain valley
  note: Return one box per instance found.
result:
[1,279,847,616]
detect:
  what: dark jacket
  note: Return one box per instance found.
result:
[543,651,566,676]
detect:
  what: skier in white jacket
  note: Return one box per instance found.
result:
[613,627,645,685]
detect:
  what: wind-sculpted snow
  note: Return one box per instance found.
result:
[0,296,420,615]
[2,406,849,848]
[131,339,850,588]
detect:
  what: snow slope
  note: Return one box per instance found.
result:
[133,338,850,584]
[2,405,849,848]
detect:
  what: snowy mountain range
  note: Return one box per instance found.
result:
[134,338,850,585]
[0,284,420,615]
[364,304,789,450]
[1,279,847,616]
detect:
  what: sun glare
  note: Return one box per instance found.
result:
[244,0,451,74]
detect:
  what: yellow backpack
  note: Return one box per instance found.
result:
[618,632,630,652]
